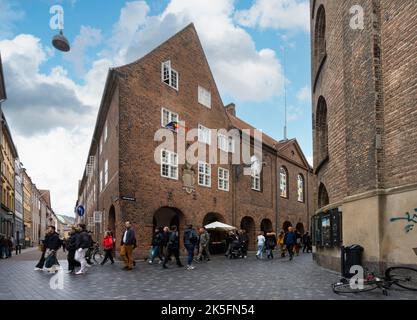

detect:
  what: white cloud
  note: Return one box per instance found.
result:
[287,105,304,121]
[0,0,24,38]
[235,0,310,32]
[64,26,103,77]
[306,155,313,167]
[296,85,311,102]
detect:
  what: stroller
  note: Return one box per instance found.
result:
[228,239,244,259]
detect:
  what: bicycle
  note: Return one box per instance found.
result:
[332,266,417,296]
[88,242,104,264]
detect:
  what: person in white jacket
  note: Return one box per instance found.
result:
[256,232,265,259]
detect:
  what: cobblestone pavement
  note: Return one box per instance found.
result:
[0,250,416,300]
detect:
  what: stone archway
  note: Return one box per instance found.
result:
[153,207,185,233]
[260,218,273,235]
[282,221,292,232]
[202,212,225,226]
[108,205,116,236]
[240,216,256,251]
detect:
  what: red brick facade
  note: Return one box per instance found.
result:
[76,24,313,256]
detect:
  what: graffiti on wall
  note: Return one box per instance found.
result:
[390,209,417,233]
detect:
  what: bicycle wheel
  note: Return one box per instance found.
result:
[332,281,378,294]
[385,267,417,291]
[93,250,104,264]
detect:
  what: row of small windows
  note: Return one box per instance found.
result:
[162,60,212,109]
[160,150,229,192]
[161,107,235,153]
[280,167,305,203]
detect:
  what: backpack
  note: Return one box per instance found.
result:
[189,230,198,245]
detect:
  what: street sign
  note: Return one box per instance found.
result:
[121,196,136,202]
[76,205,85,217]
[94,211,102,223]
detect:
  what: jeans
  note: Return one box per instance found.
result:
[75,248,88,272]
[256,244,264,258]
[287,244,294,259]
[163,247,182,268]
[150,246,160,262]
[67,249,80,271]
[185,244,195,265]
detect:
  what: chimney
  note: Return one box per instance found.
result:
[225,103,236,116]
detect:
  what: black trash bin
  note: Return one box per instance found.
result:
[341,244,364,278]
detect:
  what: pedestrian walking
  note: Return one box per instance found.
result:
[43,226,62,273]
[6,237,12,258]
[256,232,265,259]
[197,227,210,262]
[295,230,302,256]
[162,225,183,269]
[277,230,286,257]
[225,231,237,258]
[239,230,249,259]
[74,224,91,275]
[66,226,81,274]
[183,224,198,270]
[120,221,136,270]
[101,231,115,265]
[284,227,297,261]
[34,229,50,270]
[265,232,277,259]
[149,228,163,264]
[302,232,312,253]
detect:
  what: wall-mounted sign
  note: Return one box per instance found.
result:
[121,196,136,202]
[76,205,85,217]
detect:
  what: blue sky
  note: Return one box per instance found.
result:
[0,0,312,214]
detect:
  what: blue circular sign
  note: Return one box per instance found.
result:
[76,205,85,217]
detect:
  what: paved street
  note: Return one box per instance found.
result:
[0,249,416,300]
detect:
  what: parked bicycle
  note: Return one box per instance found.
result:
[85,242,104,264]
[332,266,417,296]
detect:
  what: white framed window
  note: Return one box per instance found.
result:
[198,161,211,187]
[104,121,108,142]
[198,85,211,108]
[99,170,103,192]
[280,167,288,198]
[99,137,103,154]
[218,167,229,191]
[161,108,179,128]
[297,174,304,203]
[161,150,178,180]
[161,60,179,90]
[218,134,228,152]
[228,136,235,153]
[251,171,261,191]
[198,124,211,145]
[104,160,108,186]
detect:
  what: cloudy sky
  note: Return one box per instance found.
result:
[0,0,312,216]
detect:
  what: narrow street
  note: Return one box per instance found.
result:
[0,249,415,300]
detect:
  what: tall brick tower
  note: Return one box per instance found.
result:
[311,0,417,271]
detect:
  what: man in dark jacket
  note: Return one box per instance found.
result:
[183,225,198,270]
[66,226,81,274]
[120,221,136,270]
[265,232,277,259]
[34,229,49,270]
[149,228,163,264]
[162,225,183,269]
[43,226,62,273]
[74,224,91,275]
[284,227,297,261]
[302,232,312,253]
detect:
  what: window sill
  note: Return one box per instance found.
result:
[161,175,179,181]
[198,184,211,188]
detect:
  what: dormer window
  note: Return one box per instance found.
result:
[161,60,178,90]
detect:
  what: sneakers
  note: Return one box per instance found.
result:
[148,260,153,264]
[75,271,85,275]
[186,265,195,270]
[34,267,42,271]
[85,263,92,268]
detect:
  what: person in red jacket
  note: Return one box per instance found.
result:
[101,231,114,265]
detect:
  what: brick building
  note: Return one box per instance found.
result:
[76,24,313,256]
[311,0,417,271]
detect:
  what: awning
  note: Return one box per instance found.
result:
[204,221,237,231]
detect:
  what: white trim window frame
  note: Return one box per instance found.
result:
[161,60,179,90]
[161,108,179,128]
[99,170,103,192]
[251,171,261,191]
[218,133,228,152]
[198,124,211,145]
[198,85,211,108]
[161,149,178,180]
[104,160,109,186]
[99,136,103,154]
[297,174,304,203]
[198,161,211,188]
[218,167,229,192]
[104,121,108,142]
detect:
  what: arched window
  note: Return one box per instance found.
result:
[297,174,304,203]
[316,96,328,163]
[318,183,329,208]
[280,167,288,198]
[314,5,326,68]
